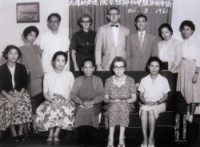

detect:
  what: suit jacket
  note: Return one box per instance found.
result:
[95,24,130,70]
[126,33,158,71]
[0,63,29,93]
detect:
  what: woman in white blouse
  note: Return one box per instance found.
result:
[177,20,200,123]
[138,57,170,147]
[158,23,181,73]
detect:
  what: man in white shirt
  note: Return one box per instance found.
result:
[95,7,130,71]
[40,13,70,73]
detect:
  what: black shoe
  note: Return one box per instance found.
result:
[18,135,26,142]
[12,136,19,143]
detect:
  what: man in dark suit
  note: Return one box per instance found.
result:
[126,14,158,71]
[95,7,130,71]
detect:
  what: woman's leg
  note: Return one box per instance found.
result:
[10,125,17,137]
[47,128,54,142]
[186,104,190,120]
[18,124,24,136]
[119,126,125,145]
[54,127,61,138]
[188,103,197,123]
[108,127,115,146]
[148,110,156,145]
[141,110,148,145]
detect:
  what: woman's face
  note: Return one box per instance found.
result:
[181,25,194,39]
[148,61,160,75]
[81,17,91,30]
[113,61,125,77]
[7,48,19,63]
[26,31,37,44]
[161,27,172,41]
[81,61,94,76]
[54,55,66,70]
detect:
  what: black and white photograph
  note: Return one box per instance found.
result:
[0,0,200,147]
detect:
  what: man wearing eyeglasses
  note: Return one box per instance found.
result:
[40,13,70,73]
[95,7,130,71]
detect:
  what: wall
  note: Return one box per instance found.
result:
[0,0,200,56]
[171,0,200,41]
[0,0,69,56]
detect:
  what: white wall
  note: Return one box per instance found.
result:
[0,0,69,56]
[171,0,200,41]
[0,0,200,56]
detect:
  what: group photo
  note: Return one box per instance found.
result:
[0,0,200,147]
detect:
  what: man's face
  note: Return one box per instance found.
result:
[135,17,147,31]
[107,9,120,24]
[48,16,60,31]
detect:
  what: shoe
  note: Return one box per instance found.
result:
[12,136,19,143]
[118,144,125,147]
[107,145,114,147]
[148,139,155,147]
[141,143,147,147]
[46,136,53,145]
[54,137,60,145]
[18,135,26,141]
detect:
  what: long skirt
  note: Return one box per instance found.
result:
[35,97,75,132]
[75,104,101,129]
[177,58,200,104]
[0,90,32,128]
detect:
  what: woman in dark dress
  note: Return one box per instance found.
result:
[70,15,96,71]
[70,59,104,145]
[0,45,32,142]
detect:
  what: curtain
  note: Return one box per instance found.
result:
[69,0,173,39]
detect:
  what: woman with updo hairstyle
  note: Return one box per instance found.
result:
[35,51,75,145]
[104,56,136,147]
[20,25,44,115]
[138,57,170,147]
[158,23,181,73]
[0,45,32,142]
[70,14,96,71]
[177,20,200,123]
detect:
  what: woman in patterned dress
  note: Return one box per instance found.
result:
[104,56,137,147]
[138,57,170,147]
[0,45,32,142]
[35,51,75,144]
[177,20,200,123]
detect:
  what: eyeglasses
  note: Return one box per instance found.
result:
[49,20,60,23]
[114,66,125,70]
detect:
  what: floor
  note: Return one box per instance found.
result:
[0,136,200,147]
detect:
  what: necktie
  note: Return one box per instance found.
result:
[139,32,144,47]
[111,24,118,27]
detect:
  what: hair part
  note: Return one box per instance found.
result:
[135,14,147,22]
[23,25,39,39]
[107,7,120,15]
[81,58,95,68]
[47,13,61,22]
[3,45,22,60]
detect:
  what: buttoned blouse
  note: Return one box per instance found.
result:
[138,74,170,102]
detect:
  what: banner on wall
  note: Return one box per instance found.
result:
[69,0,173,38]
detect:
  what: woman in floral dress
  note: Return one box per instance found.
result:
[104,56,137,147]
[0,45,32,142]
[35,51,75,144]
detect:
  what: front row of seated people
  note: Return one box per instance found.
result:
[0,44,171,147]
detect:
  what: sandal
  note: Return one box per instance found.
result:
[46,136,53,145]
[54,137,60,145]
